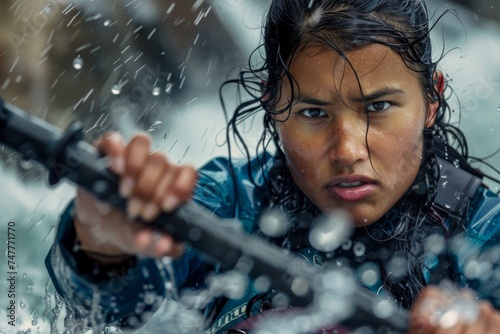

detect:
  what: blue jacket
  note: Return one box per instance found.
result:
[45,155,500,333]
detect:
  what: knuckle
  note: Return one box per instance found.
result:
[147,152,168,167]
[129,133,151,147]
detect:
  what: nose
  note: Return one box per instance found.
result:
[328,115,369,166]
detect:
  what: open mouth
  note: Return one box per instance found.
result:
[336,182,366,188]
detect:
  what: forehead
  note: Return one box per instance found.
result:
[287,43,420,95]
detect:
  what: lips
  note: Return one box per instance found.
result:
[326,175,377,202]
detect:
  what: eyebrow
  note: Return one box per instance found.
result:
[350,88,406,103]
[295,88,406,106]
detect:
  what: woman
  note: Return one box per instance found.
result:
[46,0,500,333]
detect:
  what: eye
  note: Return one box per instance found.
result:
[366,101,392,112]
[301,108,327,118]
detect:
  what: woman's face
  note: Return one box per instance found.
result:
[275,44,437,227]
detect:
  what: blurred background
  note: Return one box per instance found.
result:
[0,0,499,333]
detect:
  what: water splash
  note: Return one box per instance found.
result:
[259,208,288,238]
[309,210,352,252]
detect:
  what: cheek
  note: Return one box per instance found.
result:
[278,129,322,179]
[379,125,424,187]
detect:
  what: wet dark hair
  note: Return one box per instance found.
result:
[220,0,498,308]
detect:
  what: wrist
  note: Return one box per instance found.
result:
[72,236,133,265]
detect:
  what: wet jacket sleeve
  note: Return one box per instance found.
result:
[44,156,241,331]
[450,188,500,308]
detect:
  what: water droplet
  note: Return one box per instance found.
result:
[104,19,111,26]
[41,4,53,14]
[342,239,352,251]
[92,180,108,194]
[360,263,380,287]
[442,181,448,189]
[72,57,83,70]
[372,298,396,319]
[20,301,26,309]
[165,82,173,94]
[254,275,271,292]
[152,87,161,96]
[148,121,163,132]
[111,85,121,95]
[309,210,352,252]
[259,208,288,237]
[426,234,445,255]
[19,159,33,170]
[353,242,366,256]
[206,271,248,300]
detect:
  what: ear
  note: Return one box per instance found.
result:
[434,70,445,96]
[425,70,444,128]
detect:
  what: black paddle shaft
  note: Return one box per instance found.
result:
[0,98,409,332]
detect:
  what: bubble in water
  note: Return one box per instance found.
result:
[73,57,83,70]
[165,82,173,94]
[104,19,111,26]
[254,275,271,292]
[259,208,288,237]
[353,242,366,257]
[152,86,161,96]
[111,85,121,95]
[20,301,26,309]
[490,127,494,132]
[342,239,353,251]
[372,298,396,319]
[309,209,352,252]
[360,263,380,287]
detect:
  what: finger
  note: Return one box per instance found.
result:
[156,166,181,212]
[94,131,126,175]
[135,153,169,199]
[162,165,197,212]
[488,310,500,334]
[171,165,197,200]
[482,301,500,334]
[409,287,448,334]
[120,134,151,197]
[136,159,177,220]
[462,302,491,334]
[133,229,184,258]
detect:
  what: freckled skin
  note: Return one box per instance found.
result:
[275,44,438,227]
